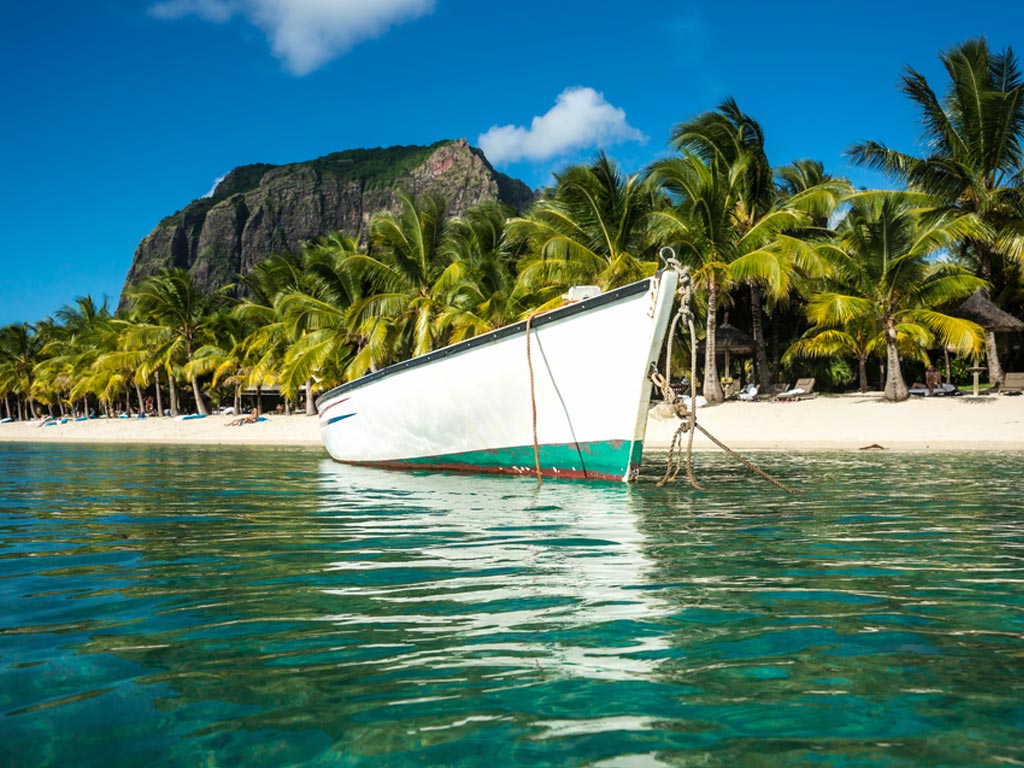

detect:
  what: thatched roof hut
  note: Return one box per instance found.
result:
[698,322,756,379]
[951,292,1024,332]
[713,322,757,353]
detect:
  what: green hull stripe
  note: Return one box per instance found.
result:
[383,439,642,480]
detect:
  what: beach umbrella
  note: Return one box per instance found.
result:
[698,321,756,380]
[950,291,1024,333]
[950,292,1024,393]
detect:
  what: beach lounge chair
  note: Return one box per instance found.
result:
[1000,372,1024,395]
[776,377,816,401]
[737,383,758,401]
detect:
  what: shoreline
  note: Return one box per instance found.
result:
[1,392,1021,453]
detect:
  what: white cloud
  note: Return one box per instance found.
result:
[478,87,647,166]
[149,0,435,75]
[150,0,233,22]
[203,174,227,198]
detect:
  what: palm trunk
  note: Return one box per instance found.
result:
[750,283,771,390]
[883,321,909,402]
[234,383,241,415]
[305,378,316,415]
[169,377,179,417]
[191,376,208,415]
[135,380,145,415]
[154,369,164,417]
[858,354,869,393]
[985,330,1004,386]
[702,278,725,403]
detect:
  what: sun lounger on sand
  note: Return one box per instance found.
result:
[909,382,962,396]
[776,377,816,401]
[1000,372,1024,395]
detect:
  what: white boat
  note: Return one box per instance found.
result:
[316,269,679,482]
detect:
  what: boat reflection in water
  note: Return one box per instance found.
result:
[314,459,674,683]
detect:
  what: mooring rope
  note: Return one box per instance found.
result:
[525,313,543,484]
[653,249,795,494]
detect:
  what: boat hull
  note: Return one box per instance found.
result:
[317,271,678,482]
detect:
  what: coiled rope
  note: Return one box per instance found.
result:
[652,249,795,494]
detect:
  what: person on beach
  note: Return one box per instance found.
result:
[226,408,259,426]
[925,365,942,396]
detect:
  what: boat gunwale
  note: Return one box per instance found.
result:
[315,276,657,410]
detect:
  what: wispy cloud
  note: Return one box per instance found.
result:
[478,87,646,166]
[149,0,234,23]
[203,174,226,198]
[149,0,435,75]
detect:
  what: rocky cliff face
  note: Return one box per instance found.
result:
[120,139,533,303]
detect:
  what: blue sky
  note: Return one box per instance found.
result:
[2,0,1021,325]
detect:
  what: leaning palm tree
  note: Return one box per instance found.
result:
[509,153,660,308]
[848,37,1024,384]
[803,191,988,401]
[124,268,231,415]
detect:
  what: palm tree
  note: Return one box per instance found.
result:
[187,309,251,414]
[648,153,736,402]
[339,192,454,374]
[234,249,311,414]
[509,153,659,308]
[0,323,43,420]
[34,297,118,417]
[659,100,848,396]
[434,201,524,340]
[784,318,885,393]
[124,268,231,415]
[849,37,1024,384]
[765,159,852,383]
[280,232,363,409]
[800,191,987,401]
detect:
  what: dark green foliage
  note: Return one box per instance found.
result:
[308,141,449,188]
[157,142,452,230]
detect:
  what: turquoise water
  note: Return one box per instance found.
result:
[1,443,1023,767]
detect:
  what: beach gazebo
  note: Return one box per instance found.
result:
[699,321,756,389]
[950,292,1024,388]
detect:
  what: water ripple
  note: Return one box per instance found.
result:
[1,444,1023,766]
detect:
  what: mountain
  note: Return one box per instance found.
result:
[120,139,533,304]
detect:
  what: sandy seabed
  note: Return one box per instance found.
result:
[2,392,1022,452]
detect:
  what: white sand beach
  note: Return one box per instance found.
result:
[1,392,1021,452]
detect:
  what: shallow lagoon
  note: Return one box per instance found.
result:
[1,443,1023,767]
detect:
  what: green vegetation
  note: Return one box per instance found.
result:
[3,39,1023,421]
[308,141,449,188]
[157,142,450,230]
